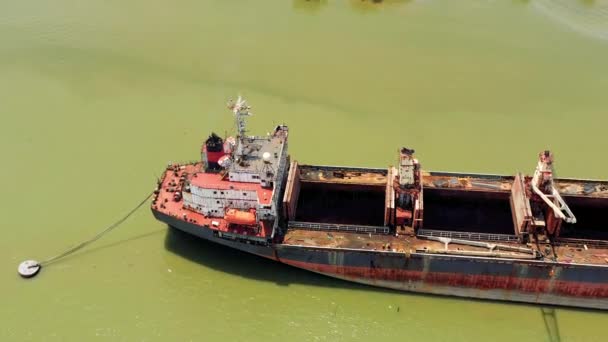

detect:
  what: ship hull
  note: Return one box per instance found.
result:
[276,246,608,310]
[155,210,608,310]
[154,210,276,259]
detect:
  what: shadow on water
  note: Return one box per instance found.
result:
[39,229,166,266]
[163,226,597,306]
[541,307,562,342]
[163,225,606,341]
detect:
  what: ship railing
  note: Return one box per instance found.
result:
[417,229,519,243]
[288,221,390,235]
[216,231,269,245]
[299,164,388,174]
[554,237,608,249]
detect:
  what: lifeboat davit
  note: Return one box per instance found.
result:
[224,208,256,226]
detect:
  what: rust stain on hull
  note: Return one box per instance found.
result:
[281,259,608,300]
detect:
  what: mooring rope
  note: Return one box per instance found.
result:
[35,192,153,267]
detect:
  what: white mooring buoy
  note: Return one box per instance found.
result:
[16,192,152,280]
[18,260,41,278]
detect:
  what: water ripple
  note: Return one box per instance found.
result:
[533,0,608,42]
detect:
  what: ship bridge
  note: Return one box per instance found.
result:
[154,96,291,244]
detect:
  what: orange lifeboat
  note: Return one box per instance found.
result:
[224,208,256,226]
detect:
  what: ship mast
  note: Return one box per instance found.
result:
[228,96,252,158]
[229,96,251,139]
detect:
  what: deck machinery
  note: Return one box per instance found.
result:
[152,97,608,309]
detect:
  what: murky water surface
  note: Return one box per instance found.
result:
[2,0,608,340]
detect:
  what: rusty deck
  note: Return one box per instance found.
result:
[281,228,608,266]
[282,165,608,266]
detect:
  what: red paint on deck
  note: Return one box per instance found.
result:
[190,172,273,205]
[280,259,608,299]
[153,164,272,238]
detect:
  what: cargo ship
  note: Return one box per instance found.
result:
[152,97,608,309]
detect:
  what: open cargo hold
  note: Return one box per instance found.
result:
[295,182,385,226]
[560,197,606,241]
[284,165,390,232]
[422,188,514,235]
[413,172,519,241]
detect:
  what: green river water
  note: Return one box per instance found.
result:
[2,0,608,340]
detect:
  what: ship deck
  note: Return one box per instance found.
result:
[154,161,608,266]
[281,228,608,266]
[153,163,272,240]
[299,165,388,185]
[281,165,608,267]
